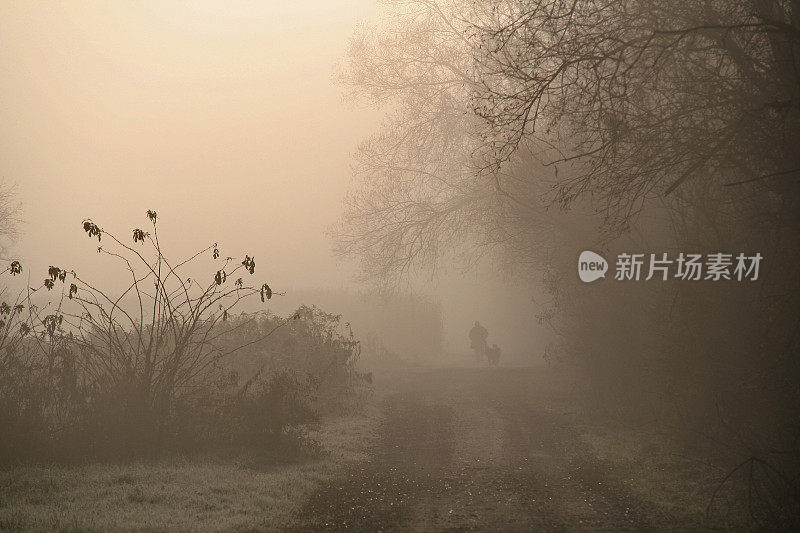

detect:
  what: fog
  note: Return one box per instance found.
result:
[1,1,375,286]
[1,1,797,529]
[0,1,544,358]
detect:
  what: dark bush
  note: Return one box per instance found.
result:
[0,212,369,465]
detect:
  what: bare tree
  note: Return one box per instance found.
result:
[334,1,493,284]
[471,0,800,228]
[335,0,800,284]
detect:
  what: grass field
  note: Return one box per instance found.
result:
[0,406,380,531]
[0,368,754,530]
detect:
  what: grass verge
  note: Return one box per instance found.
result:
[0,406,380,531]
[575,423,747,529]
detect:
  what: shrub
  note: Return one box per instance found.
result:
[0,211,368,464]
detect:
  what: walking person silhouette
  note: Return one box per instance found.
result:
[469,321,488,364]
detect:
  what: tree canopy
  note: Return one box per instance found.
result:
[336,0,800,284]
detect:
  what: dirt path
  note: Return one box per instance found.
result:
[297,367,671,531]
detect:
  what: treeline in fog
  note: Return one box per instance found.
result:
[332,0,800,525]
[265,288,444,363]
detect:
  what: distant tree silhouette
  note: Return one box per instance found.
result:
[0,181,20,258]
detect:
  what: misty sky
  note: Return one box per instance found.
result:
[0,1,548,356]
[1,1,379,284]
